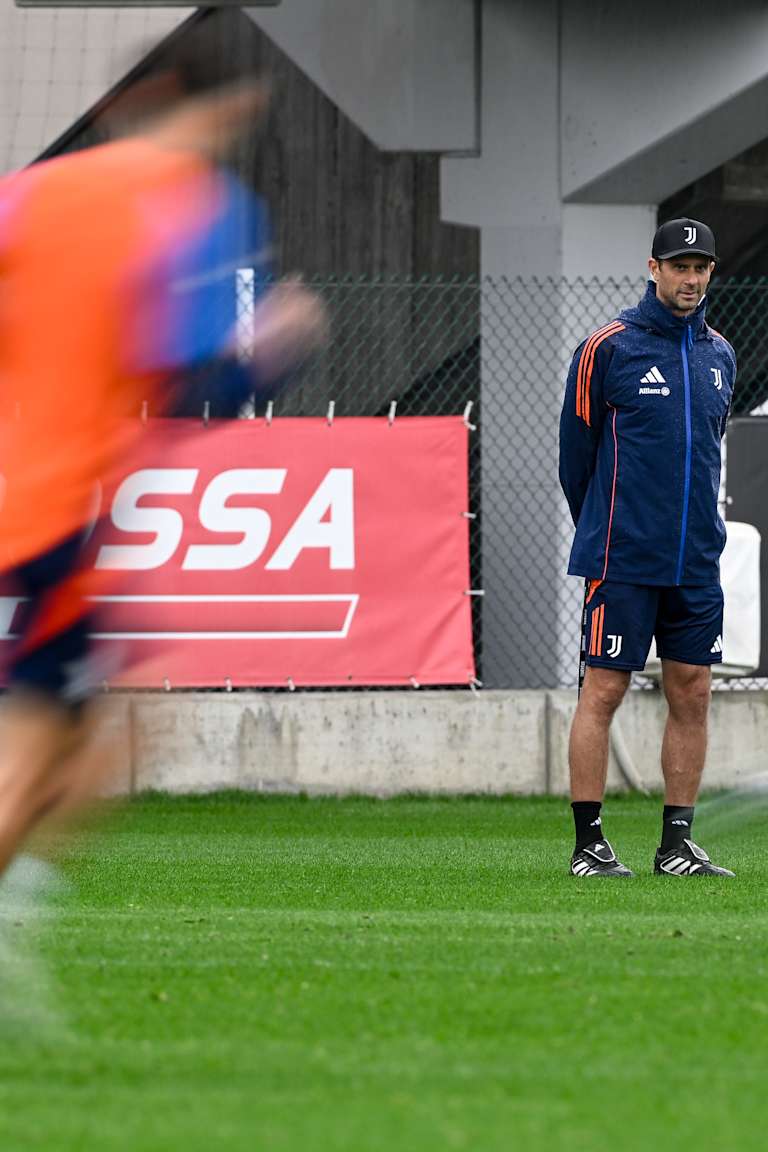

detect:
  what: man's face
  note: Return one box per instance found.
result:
[648,254,715,316]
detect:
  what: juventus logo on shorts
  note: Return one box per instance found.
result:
[606,634,623,658]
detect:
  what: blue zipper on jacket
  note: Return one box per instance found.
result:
[675,323,694,584]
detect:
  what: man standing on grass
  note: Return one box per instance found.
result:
[559,219,736,878]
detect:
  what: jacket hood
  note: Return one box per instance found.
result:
[619,281,708,341]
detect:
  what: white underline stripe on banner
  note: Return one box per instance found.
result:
[0,593,360,642]
[92,632,353,641]
[93,595,358,603]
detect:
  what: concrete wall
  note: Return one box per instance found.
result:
[247,0,477,153]
[561,1,768,203]
[439,0,768,274]
[102,689,768,797]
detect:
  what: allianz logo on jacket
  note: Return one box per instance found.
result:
[638,366,670,396]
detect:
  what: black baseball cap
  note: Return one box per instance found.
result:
[652,218,716,262]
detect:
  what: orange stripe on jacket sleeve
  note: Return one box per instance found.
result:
[576,322,624,426]
[600,405,619,581]
[576,323,614,420]
[576,322,617,420]
[583,323,624,427]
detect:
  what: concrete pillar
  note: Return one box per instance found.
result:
[441,1,658,687]
[557,206,653,685]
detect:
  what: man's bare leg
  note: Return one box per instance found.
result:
[653,660,732,875]
[0,692,109,1038]
[568,666,633,875]
[35,700,117,829]
[0,694,112,876]
[570,666,631,800]
[660,659,711,804]
[0,694,70,875]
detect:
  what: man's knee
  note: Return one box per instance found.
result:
[663,663,711,721]
[581,668,630,718]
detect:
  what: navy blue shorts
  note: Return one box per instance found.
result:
[583,580,724,671]
[4,535,94,706]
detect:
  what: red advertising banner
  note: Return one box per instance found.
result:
[2,418,475,687]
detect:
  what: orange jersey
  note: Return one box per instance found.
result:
[0,139,213,570]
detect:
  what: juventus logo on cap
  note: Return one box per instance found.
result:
[652,219,716,262]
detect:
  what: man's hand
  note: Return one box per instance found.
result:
[247,278,328,383]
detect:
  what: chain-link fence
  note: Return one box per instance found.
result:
[236,274,768,691]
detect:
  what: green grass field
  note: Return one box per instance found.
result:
[0,792,765,1152]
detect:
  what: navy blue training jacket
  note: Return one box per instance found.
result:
[559,282,736,586]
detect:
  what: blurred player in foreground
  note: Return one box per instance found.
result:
[0,49,325,882]
[559,218,735,878]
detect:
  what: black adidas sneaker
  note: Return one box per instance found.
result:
[654,838,735,877]
[570,840,634,877]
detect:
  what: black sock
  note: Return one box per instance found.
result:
[572,801,604,851]
[660,805,695,853]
